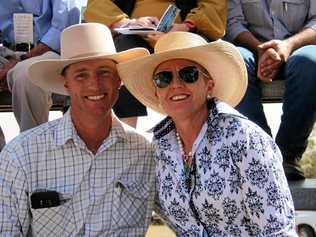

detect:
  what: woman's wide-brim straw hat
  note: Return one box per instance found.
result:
[28,23,149,95]
[118,32,248,115]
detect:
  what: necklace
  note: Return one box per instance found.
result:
[176,132,193,178]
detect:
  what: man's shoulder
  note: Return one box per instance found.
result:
[3,118,62,152]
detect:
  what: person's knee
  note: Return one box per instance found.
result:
[287,45,316,76]
[114,34,149,51]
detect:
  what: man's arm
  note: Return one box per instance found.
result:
[258,1,316,62]
[259,28,316,62]
[39,0,83,54]
[0,149,30,235]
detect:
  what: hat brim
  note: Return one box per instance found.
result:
[118,40,248,115]
[28,48,150,95]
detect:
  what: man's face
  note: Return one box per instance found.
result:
[62,58,121,120]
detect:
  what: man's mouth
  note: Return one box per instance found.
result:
[86,94,105,101]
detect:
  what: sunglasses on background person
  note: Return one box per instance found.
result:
[153,65,210,89]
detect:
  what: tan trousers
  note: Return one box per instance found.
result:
[6,51,60,132]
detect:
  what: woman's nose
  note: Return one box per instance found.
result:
[169,72,184,88]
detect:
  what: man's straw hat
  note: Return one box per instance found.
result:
[28,23,149,95]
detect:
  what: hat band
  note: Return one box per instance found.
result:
[61,51,117,60]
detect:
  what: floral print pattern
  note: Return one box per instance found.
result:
[153,99,297,236]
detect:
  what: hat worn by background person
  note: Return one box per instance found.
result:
[28,23,149,95]
[117,32,248,115]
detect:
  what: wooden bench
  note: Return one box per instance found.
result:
[261,80,285,103]
[0,79,285,112]
[0,90,69,113]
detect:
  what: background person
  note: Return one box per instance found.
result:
[226,0,316,180]
[0,0,84,148]
[84,0,226,128]
[0,23,155,236]
[118,32,297,236]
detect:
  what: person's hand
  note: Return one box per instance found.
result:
[133,16,159,27]
[146,23,191,43]
[258,39,293,63]
[257,47,282,82]
[111,16,159,31]
[119,16,159,28]
[0,59,18,90]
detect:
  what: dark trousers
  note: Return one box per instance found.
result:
[236,46,316,160]
[113,34,153,118]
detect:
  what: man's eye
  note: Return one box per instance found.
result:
[75,73,88,80]
[97,69,112,77]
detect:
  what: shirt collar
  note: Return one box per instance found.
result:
[153,98,246,140]
[54,110,127,147]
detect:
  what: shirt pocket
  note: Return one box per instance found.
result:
[111,179,152,229]
[30,200,76,236]
[281,0,308,33]
[241,0,266,27]
[21,0,42,16]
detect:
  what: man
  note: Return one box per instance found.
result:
[84,0,227,128]
[226,0,316,180]
[0,0,84,148]
[0,23,155,236]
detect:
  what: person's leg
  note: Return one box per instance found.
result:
[235,47,272,135]
[6,52,58,132]
[113,34,151,128]
[276,45,316,180]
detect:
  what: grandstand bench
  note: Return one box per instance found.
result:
[0,80,285,112]
[0,90,69,113]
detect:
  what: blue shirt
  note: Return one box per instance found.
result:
[0,111,156,236]
[226,0,316,42]
[153,99,297,236]
[0,0,85,52]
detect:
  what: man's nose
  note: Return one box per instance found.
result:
[87,74,103,88]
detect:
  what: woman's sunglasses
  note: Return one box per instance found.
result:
[153,66,209,89]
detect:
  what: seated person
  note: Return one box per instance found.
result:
[84,0,227,127]
[0,0,84,137]
[226,0,316,180]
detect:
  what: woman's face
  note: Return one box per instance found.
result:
[154,59,214,120]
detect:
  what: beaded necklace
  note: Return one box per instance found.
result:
[176,132,193,179]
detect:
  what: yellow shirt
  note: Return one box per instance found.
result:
[84,0,226,40]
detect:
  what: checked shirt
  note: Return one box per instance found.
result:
[0,112,155,237]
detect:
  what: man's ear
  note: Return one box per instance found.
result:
[58,75,68,90]
[118,78,122,90]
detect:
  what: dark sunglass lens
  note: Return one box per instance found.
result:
[179,66,199,83]
[153,71,173,88]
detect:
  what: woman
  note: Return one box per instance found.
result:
[118,32,297,236]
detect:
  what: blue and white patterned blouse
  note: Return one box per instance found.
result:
[153,99,297,237]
